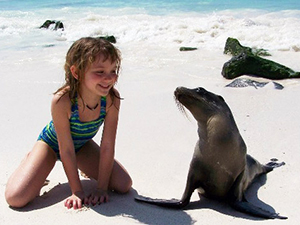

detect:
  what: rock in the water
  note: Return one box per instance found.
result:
[98,36,117,43]
[40,20,64,30]
[224,37,252,56]
[180,47,198,51]
[224,37,271,57]
[222,37,300,80]
[222,51,300,80]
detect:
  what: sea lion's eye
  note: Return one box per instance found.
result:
[196,87,205,93]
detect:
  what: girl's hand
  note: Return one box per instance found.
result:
[87,188,109,206]
[64,191,86,209]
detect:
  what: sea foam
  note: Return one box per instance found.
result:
[1,8,299,53]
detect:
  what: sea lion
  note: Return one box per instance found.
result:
[135,87,287,220]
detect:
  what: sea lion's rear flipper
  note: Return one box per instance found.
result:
[229,170,287,219]
[134,195,185,209]
[264,159,285,173]
[231,199,287,220]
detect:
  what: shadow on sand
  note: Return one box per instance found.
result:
[12,174,283,224]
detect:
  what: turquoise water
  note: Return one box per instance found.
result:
[0,0,299,52]
[1,0,300,13]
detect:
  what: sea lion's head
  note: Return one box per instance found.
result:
[174,87,231,124]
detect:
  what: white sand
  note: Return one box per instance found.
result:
[0,43,299,224]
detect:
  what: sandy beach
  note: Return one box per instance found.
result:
[0,38,299,224]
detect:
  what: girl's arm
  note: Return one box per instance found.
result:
[51,93,84,209]
[92,91,120,204]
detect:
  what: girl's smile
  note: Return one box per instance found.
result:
[82,55,118,98]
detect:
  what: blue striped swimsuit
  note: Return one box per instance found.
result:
[38,96,106,158]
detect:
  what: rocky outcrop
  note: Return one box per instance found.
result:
[222,38,300,79]
[40,20,64,30]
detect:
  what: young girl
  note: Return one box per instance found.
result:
[5,37,132,210]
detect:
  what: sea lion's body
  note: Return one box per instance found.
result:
[135,87,286,219]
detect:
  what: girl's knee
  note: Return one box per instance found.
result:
[117,175,133,194]
[5,179,38,208]
[126,176,133,192]
[5,188,29,208]
[108,160,133,193]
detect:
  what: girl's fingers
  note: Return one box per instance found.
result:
[99,196,104,203]
[88,195,94,205]
[92,195,99,205]
[84,196,89,205]
[64,195,84,209]
[72,200,77,210]
[100,195,106,203]
[65,199,72,209]
[78,199,82,209]
[65,199,69,208]
[82,192,110,206]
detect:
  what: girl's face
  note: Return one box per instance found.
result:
[82,55,118,97]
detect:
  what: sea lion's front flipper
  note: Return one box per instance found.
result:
[135,195,184,209]
[135,164,198,209]
[231,199,287,220]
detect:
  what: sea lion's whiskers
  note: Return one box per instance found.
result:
[174,96,189,119]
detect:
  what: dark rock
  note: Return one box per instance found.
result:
[43,44,55,48]
[224,37,252,56]
[40,20,64,30]
[253,48,272,57]
[180,47,198,51]
[222,52,300,80]
[224,37,271,57]
[98,36,117,44]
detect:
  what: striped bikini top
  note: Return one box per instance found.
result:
[38,96,106,152]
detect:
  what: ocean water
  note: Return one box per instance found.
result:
[0,0,299,80]
[1,0,300,51]
[0,0,299,49]
[1,0,300,13]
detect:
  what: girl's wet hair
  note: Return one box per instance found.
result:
[55,37,121,103]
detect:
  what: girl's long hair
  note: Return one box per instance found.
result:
[55,37,122,104]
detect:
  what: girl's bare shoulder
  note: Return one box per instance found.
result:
[51,88,72,114]
[106,88,121,111]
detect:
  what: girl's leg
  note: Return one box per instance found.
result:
[76,140,132,193]
[5,141,57,208]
